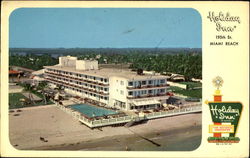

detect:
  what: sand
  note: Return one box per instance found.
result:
[9,105,201,151]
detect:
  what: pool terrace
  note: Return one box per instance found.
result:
[55,97,201,128]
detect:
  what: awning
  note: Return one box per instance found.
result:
[132,99,160,106]
[9,70,21,74]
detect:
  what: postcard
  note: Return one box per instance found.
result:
[1,1,249,157]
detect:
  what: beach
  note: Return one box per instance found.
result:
[9,105,201,151]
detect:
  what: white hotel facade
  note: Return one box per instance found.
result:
[44,56,169,111]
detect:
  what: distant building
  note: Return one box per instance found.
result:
[163,72,185,82]
[44,56,169,111]
[9,70,22,77]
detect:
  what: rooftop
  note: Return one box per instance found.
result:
[44,65,167,80]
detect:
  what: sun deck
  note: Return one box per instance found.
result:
[55,98,202,128]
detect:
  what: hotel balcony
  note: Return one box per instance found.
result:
[126,93,169,99]
[45,77,109,96]
[127,84,168,90]
[45,71,109,87]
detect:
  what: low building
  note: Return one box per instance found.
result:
[30,69,46,85]
[9,70,23,77]
[44,56,169,111]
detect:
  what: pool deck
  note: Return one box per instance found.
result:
[55,100,202,128]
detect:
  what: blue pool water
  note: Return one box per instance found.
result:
[69,104,117,117]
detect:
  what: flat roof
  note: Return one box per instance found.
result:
[44,65,167,80]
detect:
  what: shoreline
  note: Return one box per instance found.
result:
[35,124,201,151]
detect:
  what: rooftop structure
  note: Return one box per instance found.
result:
[44,56,169,111]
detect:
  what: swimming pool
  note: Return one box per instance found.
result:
[69,104,117,117]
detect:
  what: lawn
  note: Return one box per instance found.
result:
[169,86,202,99]
[179,81,202,89]
[9,93,27,109]
[9,92,54,109]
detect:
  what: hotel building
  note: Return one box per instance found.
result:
[44,56,169,111]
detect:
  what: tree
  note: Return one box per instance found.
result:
[37,81,48,104]
[23,83,36,105]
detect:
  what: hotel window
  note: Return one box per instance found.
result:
[101,78,103,82]
[148,90,153,94]
[120,81,124,85]
[160,79,165,84]
[104,79,108,82]
[137,91,141,96]
[120,90,124,95]
[142,81,146,85]
[128,81,133,86]
[101,96,103,99]
[160,89,165,93]
[155,80,159,85]
[104,88,108,91]
[153,80,157,85]
[93,77,96,80]
[104,97,108,100]
[148,80,153,84]
[128,91,133,96]
[154,89,157,94]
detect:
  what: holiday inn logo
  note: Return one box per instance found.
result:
[206,76,242,143]
[208,102,242,138]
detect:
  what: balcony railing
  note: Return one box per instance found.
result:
[45,71,109,86]
[127,84,168,90]
[127,93,169,99]
[46,77,109,96]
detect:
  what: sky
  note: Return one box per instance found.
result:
[10,8,201,48]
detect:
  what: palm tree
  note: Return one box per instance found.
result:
[37,81,48,104]
[54,85,64,102]
[23,83,36,105]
